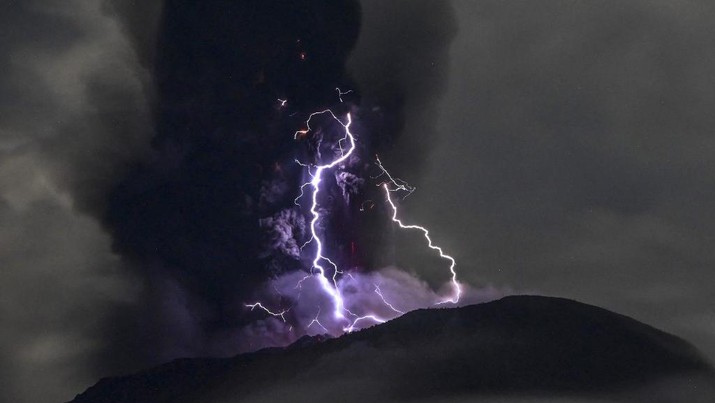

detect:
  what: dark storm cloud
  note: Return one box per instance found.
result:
[0,194,136,403]
[0,1,157,401]
[348,0,457,178]
[101,1,362,357]
[109,0,162,67]
[412,0,715,363]
[0,0,155,214]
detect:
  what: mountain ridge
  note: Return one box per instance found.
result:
[70,295,715,402]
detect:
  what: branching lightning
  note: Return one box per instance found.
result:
[307,307,329,333]
[293,109,396,331]
[374,155,415,199]
[298,110,355,319]
[345,314,386,333]
[336,87,353,103]
[294,181,312,207]
[383,184,461,304]
[245,302,288,322]
[246,92,463,340]
[374,284,405,315]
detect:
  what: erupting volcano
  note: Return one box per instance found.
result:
[243,95,466,343]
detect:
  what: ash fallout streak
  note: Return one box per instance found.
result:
[246,95,462,337]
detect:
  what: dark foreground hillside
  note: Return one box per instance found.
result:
[71,296,715,402]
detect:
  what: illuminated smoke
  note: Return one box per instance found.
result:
[244,102,468,342]
[374,284,405,315]
[237,267,508,352]
[259,209,306,261]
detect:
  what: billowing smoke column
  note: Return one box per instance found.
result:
[243,93,463,340]
[99,0,495,361]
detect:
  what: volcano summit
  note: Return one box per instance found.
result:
[71,296,715,402]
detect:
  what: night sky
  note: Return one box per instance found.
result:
[2,1,715,402]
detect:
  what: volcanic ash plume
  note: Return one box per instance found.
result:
[241,103,505,349]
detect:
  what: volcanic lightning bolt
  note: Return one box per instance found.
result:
[299,110,355,320]
[245,110,358,326]
[376,157,461,304]
[246,96,463,339]
[307,307,329,333]
[383,183,462,304]
[245,302,288,322]
[374,284,404,315]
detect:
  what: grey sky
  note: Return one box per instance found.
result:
[407,0,715,363]
[0,1,153,402]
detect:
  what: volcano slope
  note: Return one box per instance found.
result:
[71,295,715,402]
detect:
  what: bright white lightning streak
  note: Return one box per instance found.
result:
[383,184,462,304]
[293,108,339,140]
[293,160,314,207]
[374,284,404,315]
[297,110,356,319]
[294,273,313,290]
[294,181,311,207]
[245,302,288,322]
[335,87,353,103]
[307,307,329,333]
[344,315,386,333]
[252,105,454,332]
[299,235,314,252]
[375,155,415,199]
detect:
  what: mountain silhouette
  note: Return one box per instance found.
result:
[70,296,715,402]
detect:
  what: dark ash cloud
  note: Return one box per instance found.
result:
[100,0,367,366]
[0,1,157,401]
[348,0,457,178]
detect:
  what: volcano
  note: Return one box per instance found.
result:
[70,296,715,402]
